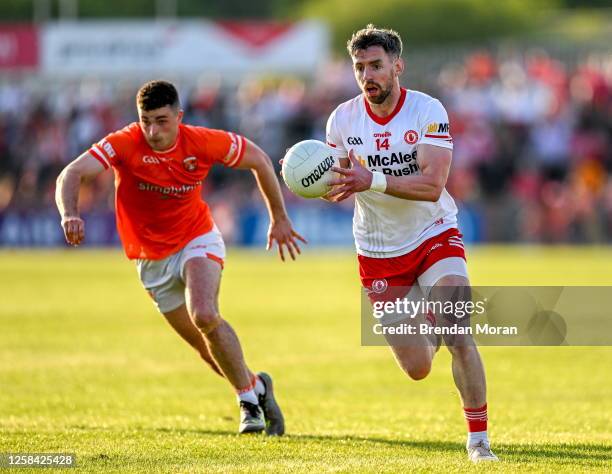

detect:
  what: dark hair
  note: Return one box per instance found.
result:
[347,24,403,59]
[136,80,180,111]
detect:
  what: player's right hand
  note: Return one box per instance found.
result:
[61,216,85,246]
[267,215,307,261]
[320,189,342,202]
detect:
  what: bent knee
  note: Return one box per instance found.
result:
[393,347,433,381]
[192,309,222,334]
[397,357,432,380]
[407,363,431,381]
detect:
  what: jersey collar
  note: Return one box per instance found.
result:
[364,87,407,126]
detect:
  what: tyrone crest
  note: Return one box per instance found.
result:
[183,156,197,172]
[404,130,419,144]
[371,279,388,294]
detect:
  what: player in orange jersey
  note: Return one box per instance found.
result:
[55,80,305,435]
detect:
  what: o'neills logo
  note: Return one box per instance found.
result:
[183,156,197,172]
[301,156,334,188]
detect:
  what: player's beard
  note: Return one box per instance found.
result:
[363,78,393,105]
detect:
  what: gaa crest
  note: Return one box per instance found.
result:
[183,156,197,172]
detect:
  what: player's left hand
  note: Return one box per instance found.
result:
[328,149,373,201]
[267,216,307,261]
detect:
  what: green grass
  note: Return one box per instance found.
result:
[1,246,611,473]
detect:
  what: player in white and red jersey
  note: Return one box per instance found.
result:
[56,80,305,436]
[325,25,498,463]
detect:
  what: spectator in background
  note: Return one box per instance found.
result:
[0,48,610,243]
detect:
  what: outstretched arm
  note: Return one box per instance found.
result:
[236,139,307,261]
[328,144,452,202]
[55,151,107,246]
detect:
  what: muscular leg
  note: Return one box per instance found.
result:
[183,257,252,391]
[429,274,498,461]
[163,304,259,382]
[431,275,486,408]
[376,285,438,381]
[162,304,223,376]
[387,314,437,381]
[448,342,486,407]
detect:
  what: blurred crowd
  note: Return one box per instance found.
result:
[439,50,612,242]
[0,48,611,243]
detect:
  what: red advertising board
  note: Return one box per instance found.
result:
[0,25,38,70]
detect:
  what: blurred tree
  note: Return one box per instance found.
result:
[298,0,563,51]
[177,0,291,18]
[0,0,608,35]
[75,0,156,17]
[1,0,37,20]
[563,0,612,6]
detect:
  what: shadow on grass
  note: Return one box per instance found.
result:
[149,427,612,464]
[60,425,611,465]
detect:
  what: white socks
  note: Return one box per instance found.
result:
[236,375,265,405]
[467,430,489,448]
[237,389,258,405]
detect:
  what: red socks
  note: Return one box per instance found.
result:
[464,403,487,433]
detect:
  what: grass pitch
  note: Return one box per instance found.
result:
[1,246,611,473]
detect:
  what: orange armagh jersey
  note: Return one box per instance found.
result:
[88,122,246,260]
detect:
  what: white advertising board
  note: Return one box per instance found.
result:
[41,20,328,77]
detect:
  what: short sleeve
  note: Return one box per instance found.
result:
[198,128,246,168]
[418,99,453,150]
[88,125,135,169]
[325,108,348,158]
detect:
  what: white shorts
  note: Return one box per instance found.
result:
[136,226,226,313]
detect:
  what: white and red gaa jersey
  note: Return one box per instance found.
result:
[326,88,458,258]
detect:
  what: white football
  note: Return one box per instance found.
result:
[282,140,337,199]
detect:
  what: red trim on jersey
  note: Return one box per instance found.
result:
[425,134,451,139]
[229,136,247,168]
[225,132,243,167]
[89,147,110,169]
[327,142,337,148]
[364,87,407,126]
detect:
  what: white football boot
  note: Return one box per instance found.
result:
[468,441,499,463]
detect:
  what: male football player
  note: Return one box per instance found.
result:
[325,25,498,462]
[56,80,305,436]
